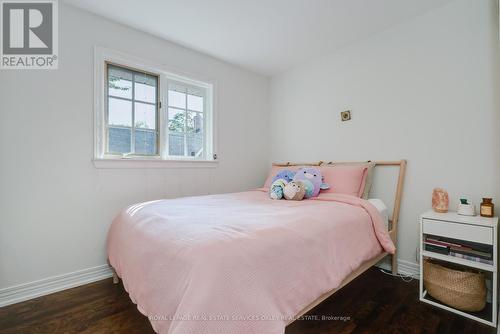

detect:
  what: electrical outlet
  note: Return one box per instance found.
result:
[341,110,351,121]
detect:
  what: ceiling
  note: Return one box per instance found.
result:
[63,0,453,76]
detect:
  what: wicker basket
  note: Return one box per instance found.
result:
[423,259,486,312]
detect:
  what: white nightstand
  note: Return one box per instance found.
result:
[419,210,498,327]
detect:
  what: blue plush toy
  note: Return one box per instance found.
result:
[269,179,288,200]
[269,169,295,200]
[272,170,296,183]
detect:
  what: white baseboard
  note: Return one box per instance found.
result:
[0,264,113,307]
[377,258,420,279]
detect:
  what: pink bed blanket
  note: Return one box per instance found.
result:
[107,191,395,334]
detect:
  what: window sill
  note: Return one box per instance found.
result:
[93,158,219,169]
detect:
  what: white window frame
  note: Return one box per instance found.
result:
[93,46,218,168]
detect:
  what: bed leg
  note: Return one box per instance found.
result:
[111,267,120,284]
[391,253,398,275]
[107,259,120,284]
[112,267,119,284]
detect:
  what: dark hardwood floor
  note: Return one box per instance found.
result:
[0,268,495,334]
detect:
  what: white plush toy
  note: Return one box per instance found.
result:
[283,181,306,201]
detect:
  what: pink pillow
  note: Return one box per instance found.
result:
[263,166,299,189]
[319,165,368,197]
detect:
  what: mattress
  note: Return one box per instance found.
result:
[368,198,389,229]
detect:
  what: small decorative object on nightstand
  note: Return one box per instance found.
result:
[419,210,498,327]
[432,188,449,213]
[457,198,476,216]
[480,198,494,218]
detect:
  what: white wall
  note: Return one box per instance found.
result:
[0,4,269,288]
[1,0,498,293]
[269,0,500,264]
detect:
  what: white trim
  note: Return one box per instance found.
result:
[0,265,112,307]
[377,258,420,278]
[93,158,218,169]
[93,46,218,166]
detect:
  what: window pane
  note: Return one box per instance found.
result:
[108,66,132,99]
[168,90,186,108]
[135,81,156,103]
[186,111,203,134]
[169,133,185,156]
[108,78,132,99]
[186,132,203,157]
[135,72,157,86]
[108,97,132,127]
[108,65,133,80]
[187,94,203,112]
[168,108,185,133]
[135,129,157,155]
[135,102,156,129]
[108,127,131,153]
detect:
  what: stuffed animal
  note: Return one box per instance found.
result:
[293,167,329,198]
[283,181,306,200]
[271,169,296,184]
[269,179,288,200]
[300,179,315,198]
[269,169,296,200]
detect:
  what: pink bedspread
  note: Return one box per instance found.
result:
[107,191,395,334]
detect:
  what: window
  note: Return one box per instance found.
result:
[167,82,205,158]
[94,47,216,167]
[106,64,159,156]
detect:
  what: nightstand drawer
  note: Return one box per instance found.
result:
[422,219,493,245]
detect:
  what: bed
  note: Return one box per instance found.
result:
[107,160,406,334]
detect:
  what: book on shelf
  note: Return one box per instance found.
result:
[425,235,492,253]
[424,238,472,250]
[424,234,494,265]
[448,247,492,260]
[424,243,449,255]
[449,251,493,265]
[424,243,493,265]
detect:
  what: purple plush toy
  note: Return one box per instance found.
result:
[293,167,329,198]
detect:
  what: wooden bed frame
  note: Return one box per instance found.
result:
[281,159,407,324]
[110,159,407,324]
